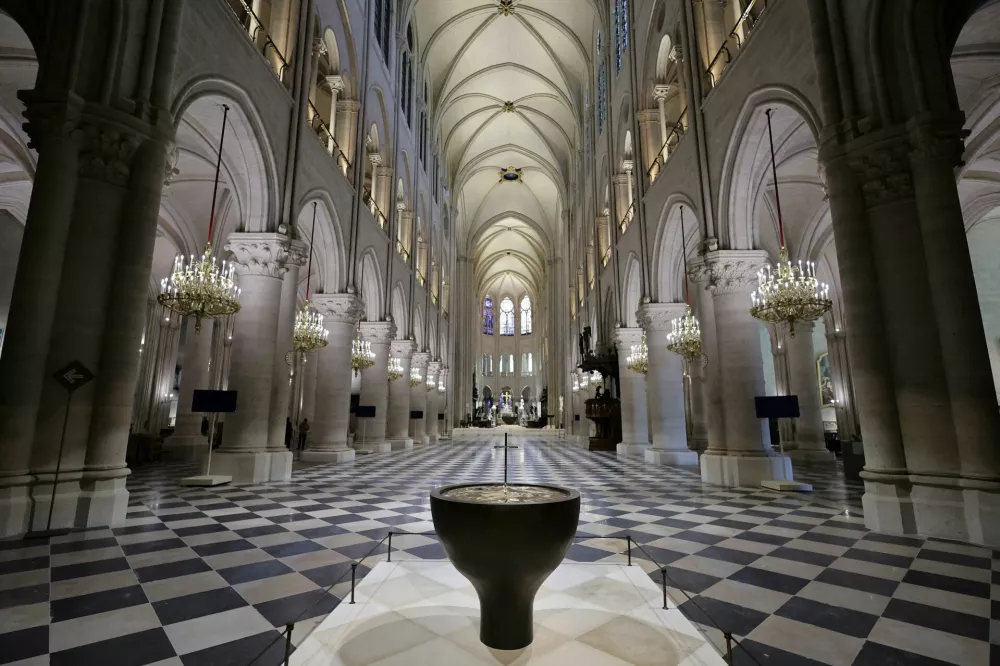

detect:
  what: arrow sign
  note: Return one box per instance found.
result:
[53,361,95,393]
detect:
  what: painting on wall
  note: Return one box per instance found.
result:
[817,352,835,406]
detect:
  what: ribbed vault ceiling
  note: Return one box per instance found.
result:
[408,0,598,297]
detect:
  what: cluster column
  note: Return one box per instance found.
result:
[302,293,363,463]
[409,352,430,445]
[163,318,215,461]
[785,322,835,462]
[638,303,698,465]
[211,234,291,482]
[386,339,416,450]
[614,327,650,456]
[426,360,441,444]
[356,321,395,452]
[698,250,792,486]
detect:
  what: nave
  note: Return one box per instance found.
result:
[0,436,993,666]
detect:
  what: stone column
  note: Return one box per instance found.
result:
[374,165,393,224]
[0,98,82,536]
[264,240,306,481]
[302,293,362,463]
[699,250,792,486]
[825,329,858,441]
[409,352,429,444]
[612,174,630,227]
[212,234,290,482]
[308,38,326,108]
[335,99,359,172]
[688,356,709,450]
[637,109,661,179]
[325,75,344,154]
[785,322,834,462]
[386,339,415,450]
[615,327,650,456]
[653,85,670,153]
[300,349,319,426]
[163,318,215,461]
[356,321,395,452]
[639,303,698,465]
[426,360,441,444]
[700,0,728,84]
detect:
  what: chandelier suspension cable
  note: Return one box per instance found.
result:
[207,104,229,247]
[680,205,689,305]
[306,202,316,299]
[666,205,703,362]
[765,108,785,249]
[293,202,329,351]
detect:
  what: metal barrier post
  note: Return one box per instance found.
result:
[387,532,393,562]
[350,563,357,604]
[284,624,294,665]
[724,631,734,664]
[661,568,668,609]
[626,535,632,566]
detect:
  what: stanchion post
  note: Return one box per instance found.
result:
[724,631,734,664]
[350,563,357,603]
[284,624,294,665]
[387,532,393,562]
[626,535,632,566]
[661,568,668,609]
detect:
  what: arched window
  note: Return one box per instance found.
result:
[483,296,494,335]
[520,295,532,335]
[481,354,493,376]
[499,354,505,376]
[499,297,515,336]
[374,0,392,64]
[596,33,607,134]
[400,54,410,113]
[614,0,628,72]
[520,353,533,376]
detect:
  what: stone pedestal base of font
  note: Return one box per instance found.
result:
[210,450,290,483]
[616,442,649,456]
[300,448,355,464]
[700,452,793,487]
[646,448,699,466]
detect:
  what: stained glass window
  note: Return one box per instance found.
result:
[481,354,493,376]
[483,296,494,335]
[615,0,628,72]
[520,295,532,335]
[500,297,515,336]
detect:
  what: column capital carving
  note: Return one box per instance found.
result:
[285,238,308,268]
[225,233,293,278]
[427,360,442,376]
[391,339,416,358]
[653,84,672,101]
[907,116,966,168]
[360,320,397,344]
[612,173,630,185]
[311,293,364,323]
[637,302,688,331]
[637,109,660,124]
[846,136,914,208]
[78,117,144,186]
[411,351,431,369]
[667,45,682,63]
[375,165,393,178]
[326,75,346,92]
[691,249,769,295]
[18,92,83,150]
[614,326,645,347]
[312,37,328,57]
[369,152,382,167]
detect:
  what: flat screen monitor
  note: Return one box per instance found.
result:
[754,395,800,419]
[191,390,238,414]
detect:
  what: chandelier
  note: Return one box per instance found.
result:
[294,202,329,352]
[351,327,374,372]
[579,371,589,388]
[666,205,703,361]
[388,356,403,381]
[626,335,649,375]
[750,109,832,336]
[437,380,446,393]
[158,105,241,332]
[427,371,436,391]
[409,366,422,387]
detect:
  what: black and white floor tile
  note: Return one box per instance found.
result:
[0,435,996,665]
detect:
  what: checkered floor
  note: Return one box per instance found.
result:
[1,435,997,665]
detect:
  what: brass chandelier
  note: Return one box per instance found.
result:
[158,104,241,332]
[750,109,832,336]
[388,356,403,381]
[409,366,422,387]
[293,202,329,352]
[666,205,703,361]
[625,335,648,375]
[351,327,375,373]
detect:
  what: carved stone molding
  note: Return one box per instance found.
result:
[312,293,364,324]
[78,120,142,186]
[614,326,645,347]
[285,238,309,268]
[637,302,688,332]
[163,144,180,186]
[698,249,769,296]
[312,37,327,58]
[908,119,966,169]
[360,321,397,345]
[427,360,442,378]
[326,75,345,92]
[653,84,672,101]
[847,142,913,209]
[411,351,431,369]
[390,339,416,358]
[225,233,292,279]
